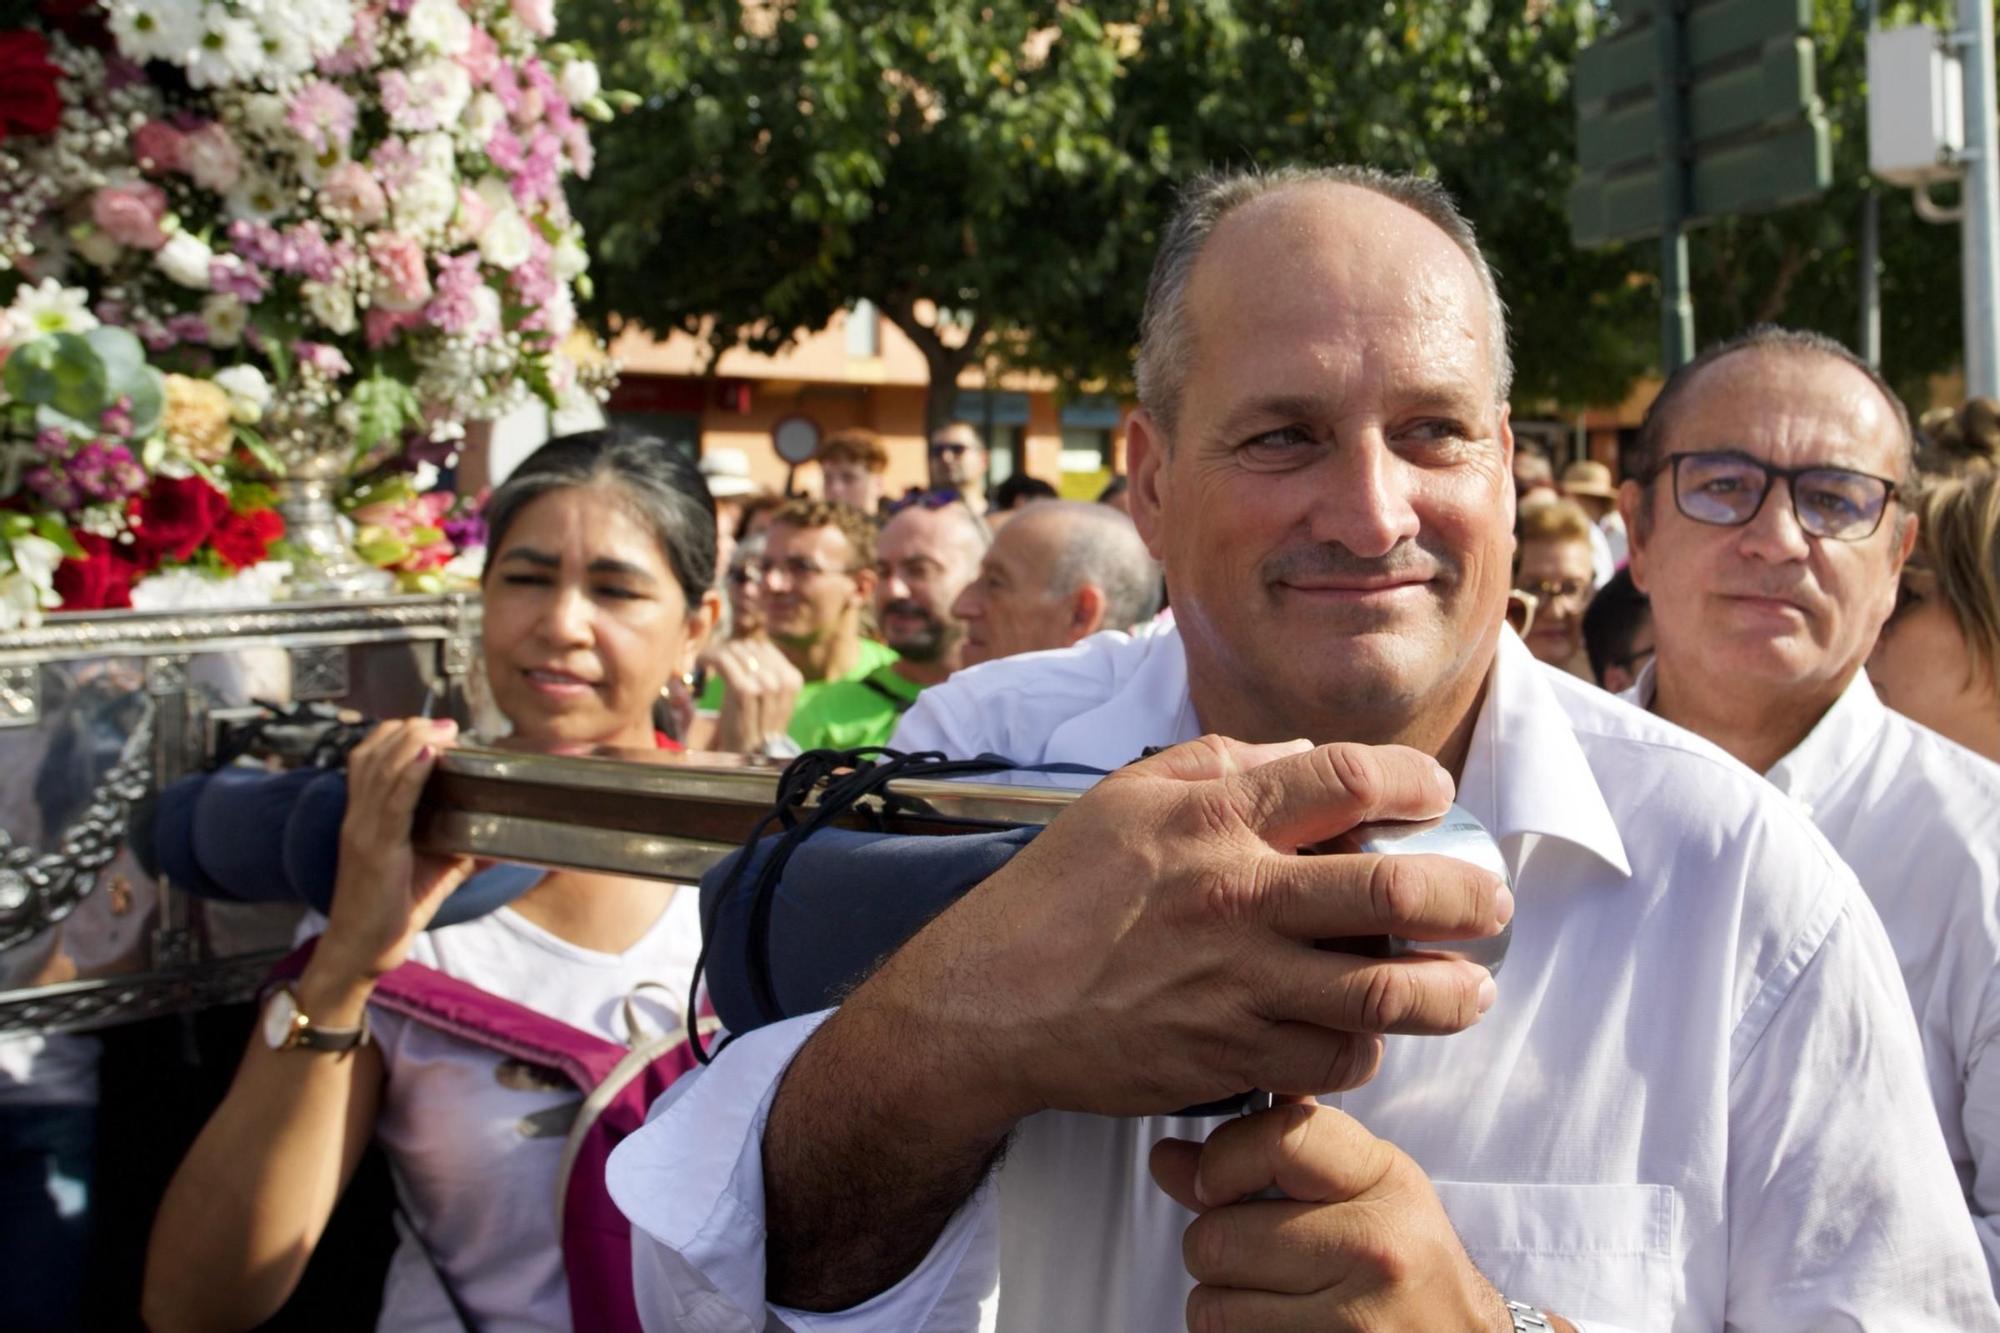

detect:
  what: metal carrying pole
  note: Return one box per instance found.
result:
[1960,0,2000,396]
[1862,0,1883,368]
[1657,1,1696,372]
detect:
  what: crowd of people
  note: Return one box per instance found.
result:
[125,161,2000,1332]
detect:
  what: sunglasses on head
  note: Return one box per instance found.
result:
[888,489,964,515]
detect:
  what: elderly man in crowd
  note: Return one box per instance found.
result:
[1512,495,1598,674]
[953,500,1162,667]
[700,499,897,755]
[789,499,988,750]
[1619,325,2000,1286]
[611,167,1994,1330]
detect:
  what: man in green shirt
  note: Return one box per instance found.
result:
[790,497,988,750]
[699,498,899,754]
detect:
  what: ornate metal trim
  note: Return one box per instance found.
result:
[0,593,478,662]
[0,696,157,953]
[0,664,37,728]
[0,951,283,1036]
[289,644,350,701]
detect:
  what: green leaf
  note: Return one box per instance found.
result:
[234,424,284,477]
[32,513,84,559]
[123,367,165,441]
[0,514,34,540]
[4,333,108,420]
[349,371,421,458]
[83,326,148,394]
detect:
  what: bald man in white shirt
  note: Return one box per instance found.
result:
[610,170,1998,1331]
[1618,324,2000,1289]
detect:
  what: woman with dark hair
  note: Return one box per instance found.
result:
[144,430,720,1331]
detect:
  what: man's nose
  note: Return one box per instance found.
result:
[1305,433,1421,558]
[1734,478,1812,563]
[951,584,982,619]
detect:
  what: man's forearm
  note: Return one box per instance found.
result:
[762,986,1021,1311]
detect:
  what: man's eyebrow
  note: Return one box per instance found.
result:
[1213,395,1329,439]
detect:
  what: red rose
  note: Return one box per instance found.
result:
[0,32,63,143]
[129,475,232,564]
[52,534,140,612]
[210,507,284,571]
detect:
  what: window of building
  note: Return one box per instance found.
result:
[845,299,881,359]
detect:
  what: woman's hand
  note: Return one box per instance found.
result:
[314,718,475,984]
[706,638,804,755]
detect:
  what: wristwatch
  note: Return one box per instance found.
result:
[1506,1300,1554,1332]
[261,982,370,1052]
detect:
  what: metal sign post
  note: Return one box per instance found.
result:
[1572,0,1831,372]
[1960,0,2000,396]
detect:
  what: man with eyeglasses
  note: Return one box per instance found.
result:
[1620,324,2000,1286]
[926,422,990,517]
[702,498,899,756]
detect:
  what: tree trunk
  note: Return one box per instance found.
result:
[880,298,984,432]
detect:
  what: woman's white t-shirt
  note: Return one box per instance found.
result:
[366,889,703,1332]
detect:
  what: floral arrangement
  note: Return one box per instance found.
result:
[0,278,287,624]
[0,0,617,620]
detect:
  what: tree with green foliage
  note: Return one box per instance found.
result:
[571,0,1964,425]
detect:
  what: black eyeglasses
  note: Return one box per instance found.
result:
[1648,450,1899,541]
[927,442,970,459]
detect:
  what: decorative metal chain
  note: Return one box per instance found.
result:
[0,696,158,955]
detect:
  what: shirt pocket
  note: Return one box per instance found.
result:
[1432,1180,1678,1330]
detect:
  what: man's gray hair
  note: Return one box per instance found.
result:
[1038,502,1163,631]
[1134,165,1514,437]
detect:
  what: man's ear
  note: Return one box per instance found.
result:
[1126,410,1169,562]
[850,566,878,611]
[1070,583,1108,643]
[1617,479,1651,593]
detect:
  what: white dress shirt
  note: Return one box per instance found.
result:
[611,629,1999,1332]
[1634,665,2000,1290]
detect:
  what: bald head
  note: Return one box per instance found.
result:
[1136,166,1511,440]
[952,502,1161,667]
[874,501,988,664]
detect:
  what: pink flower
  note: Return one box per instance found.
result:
[562,121,594,178]
[510,0,555,38]
[181,122,243,192]
[364,307,424,348]
[287,80,358,157]
[424,250,484,334]
[132,121,186,174]
[166,313,211,345]
[90,181,169,250]
[366,231,432,312]
[510,130,563,207]
[451,184,491,241]
[458,25,499,85]
[209,257,270,302]
[292,341,352,377]
[319,6,380,74]
[321,161,388,225]
[284,222,337,281]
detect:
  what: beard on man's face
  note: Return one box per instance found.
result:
[881,598,953,662]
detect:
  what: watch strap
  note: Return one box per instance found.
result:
[1506,1300,1554,1332]
[274,982,370,1052]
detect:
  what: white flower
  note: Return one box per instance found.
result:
[255,15,315,77]
[559,60,601,106]
[107,0,202,64]
[408,132,458,177]
[303,280,358,335]
[397,61,472,133]
[70,225,124,269]
[477,208,532,271]
[549,230,589,282]
[394,168,459,236]
[156,231,216,288]
[5,278,100,346]
[214,364,271,421]
[201,292,248,346]
[290,0,354,57]
[463,92,505,140]
[240,92,290,136]
[9,535,65,590]
[404,0,471,56]
[186,7,265,88]
[467,284,502,340]
[542,285,576,339]
[0,572,51,631]
[224,171,288,222]
[474,175,514,218]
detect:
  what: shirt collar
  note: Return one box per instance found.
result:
[1459,631,1632,878]
[1086,627,1631,879]
[1763,669,1888,804]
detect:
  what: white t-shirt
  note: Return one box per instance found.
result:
[368,889,703,1332]
[612,627,1998,1332]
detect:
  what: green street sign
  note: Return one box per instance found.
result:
[1570,0,1831,247]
